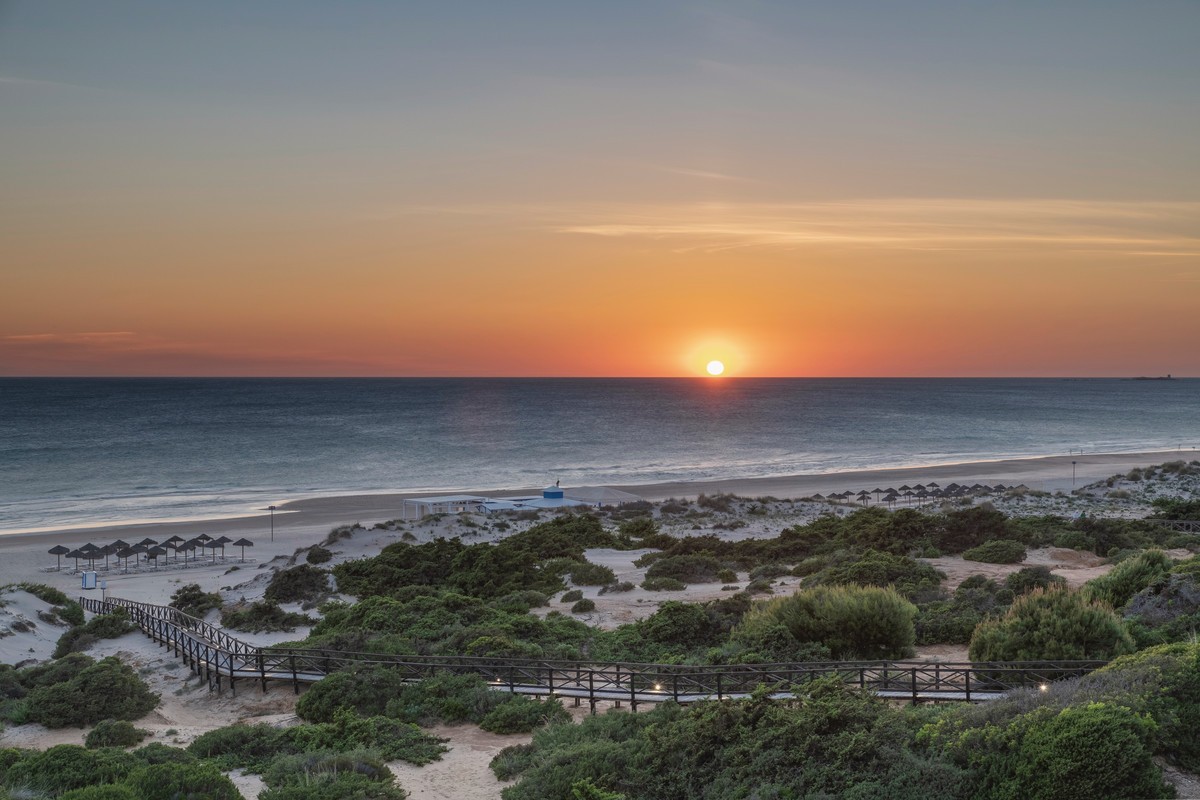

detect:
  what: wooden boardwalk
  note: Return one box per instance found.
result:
[81,596,1106,708]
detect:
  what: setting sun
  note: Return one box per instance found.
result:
[706,360,725,376]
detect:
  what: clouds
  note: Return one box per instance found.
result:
[552,198,1200,257]
[0,332,396,376]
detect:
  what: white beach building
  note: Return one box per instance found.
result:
[400,485,641,520]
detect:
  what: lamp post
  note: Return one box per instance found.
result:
[1072,460,1077,488]
[269,505,277,542]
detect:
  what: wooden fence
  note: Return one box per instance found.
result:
[80,596,1106,707]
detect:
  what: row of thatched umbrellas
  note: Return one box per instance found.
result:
[808,482,1027,508]
[48,533,255,571]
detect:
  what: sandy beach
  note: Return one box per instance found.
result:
[0,448,1188,619]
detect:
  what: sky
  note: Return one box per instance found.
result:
[2,1,1198,377]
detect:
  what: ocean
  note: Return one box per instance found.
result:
[1,378,1197,533]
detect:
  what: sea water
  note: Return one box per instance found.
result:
[1,378,1197,532]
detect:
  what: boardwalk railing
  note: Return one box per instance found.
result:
[80,596,1106,706]
[1147,519,1200,533]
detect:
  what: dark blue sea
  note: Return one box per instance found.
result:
[1,378,1198,533]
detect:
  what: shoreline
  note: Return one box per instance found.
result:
[1,448,1191,549]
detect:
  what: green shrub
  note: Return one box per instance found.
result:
[306,546,333,565]
[804,549,944,600]
[479,696,570,734]
[937,506,1012,553]
[26,656,159,728]
[968,587,1136,662]
[60,786,139,800]
[259,750,406,799]
[1014,703,1170,799]
[645,555,723,583]
[85,719,149,749]
[962,539,1027,564]
[266,565,330,603]
[737,585,916,660]
[640,577,686,591]
[297,667,415,723]
[168,584,223,618]
[188,723,289,771]
[571,599,596,613]
[716,568,737,583]
[54,608,137,658]
[3,745,141,794]
[748,564,790,581]
[598,581,635,594]
[1005,566,1066,597]
[125,761,242,800]
[1083,549,1173,609]
[561,589,584,603]
[221,601,314,633]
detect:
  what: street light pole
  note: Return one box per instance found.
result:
[269,505,277,542]
[1072,461,1077,488]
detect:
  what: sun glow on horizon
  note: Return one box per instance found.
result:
[706,360,725,376]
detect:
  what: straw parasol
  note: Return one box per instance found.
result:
[871,487,885,502]
[146,546,166,568]
[116,547,136,571]
[48,545,71,571]
[232,538,254,562]
[66,549,84,571]
[856,490,871,505]
[213,536,232,559]
[203,540,222,562]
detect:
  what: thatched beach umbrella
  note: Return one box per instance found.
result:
[66,549,84,571]
[926,482,940,489]
[48,545,71,571]
[856,490,871,506]
[78,543,100,569]
[111,539,129,549]
[993,484,1008,492]
[179,540,199,563]
[809,493,825,501]
[116,547,136,571]
[871,487,885,502]
[146,546,166,569]
[195,533,213,543]
[213,536,232,559]
[203,540,222,562]
[232,538,254,562]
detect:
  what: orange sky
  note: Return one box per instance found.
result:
[2,3,1198,377]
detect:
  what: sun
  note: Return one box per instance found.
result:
[706,360,725,376]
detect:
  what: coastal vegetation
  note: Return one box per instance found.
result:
[5,468,1199,798]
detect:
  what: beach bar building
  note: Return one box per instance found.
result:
[400,485,637,520]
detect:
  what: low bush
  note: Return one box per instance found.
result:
[54,608,137,658]
[962,539,1027,564]
[306,546,333,565]
[1005,566,1066,597]
[297,667,415,722]
[640,577,686,592]
[265,565,331,603]
[561,589,584,603]
[221,601,314,633]
[645,555,724,583]
[804,549,944,600]
[479,696,570,734]
[716,568,737,583]
[26,656,159,728]
[258,750,406,799]
[3,745,142,794]
[968,587,1136,662]
[168,584,223,619]
[571,599,596,613]
[1083,549,1173,609]
[748,564,790,581]
[125,761,242,800]
[598,581,634,595]
[736,584,916,660]
[85,719,150,749]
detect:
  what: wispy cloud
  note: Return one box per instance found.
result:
[551,198,1200,256]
